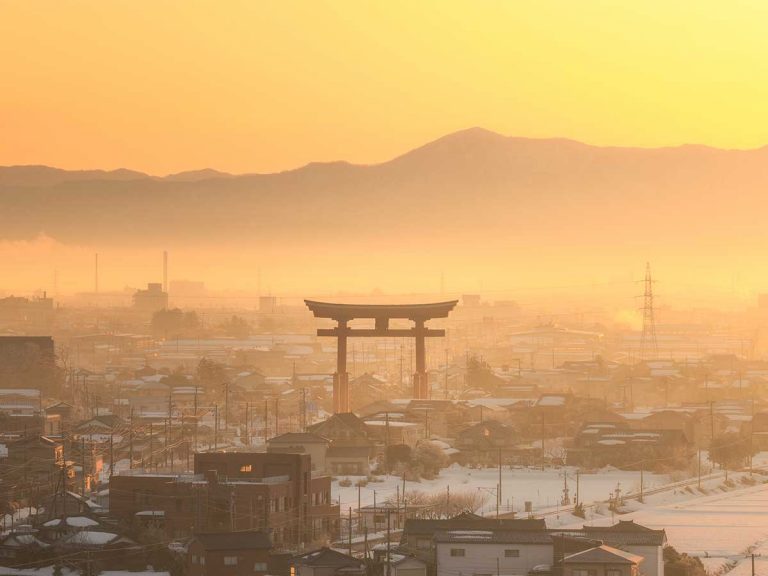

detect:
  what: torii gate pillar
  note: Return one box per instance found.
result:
[333,320,350,413]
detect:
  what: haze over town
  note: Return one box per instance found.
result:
[2,3,768,576]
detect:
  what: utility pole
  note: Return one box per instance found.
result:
[149,422,154,471]
[244,402,249,447]
[264,399,269,442]
[129,408,134,469]
[108,433,114,480]
[575,469,580,506]
[498,449,503,508]
[385,412,390,473]
[348,507,353,557]
[386,508,392,576]
[183,411,189,470]
[214,403,219,450]
[750,396,755,474]
[166,391,172,468]
[698,449,702,489]
[224,380,230,431]
[193,384,199,453]
[81,438,87,509]
[274,398,279,437]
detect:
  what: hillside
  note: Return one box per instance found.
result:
[2,128,767,247]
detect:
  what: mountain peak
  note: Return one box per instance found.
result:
[163,168,233,182]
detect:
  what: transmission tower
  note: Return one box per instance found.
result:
[639,262,658,360]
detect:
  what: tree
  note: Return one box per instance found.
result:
[412,441,447,479]
[161,366,188,388]
[466,355,501,390]
[151,308,200,338]
[709,432,754,472]
[223,315,251,338]
[664,545,706,576]
[196,358,227,391]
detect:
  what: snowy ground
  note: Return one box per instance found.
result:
[333,452,768,576]
[578,480,768,554]
[332,463,670,515]
[558,469,768,576]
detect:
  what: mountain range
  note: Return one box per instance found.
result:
[2,128,767,248]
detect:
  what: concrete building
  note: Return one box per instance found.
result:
[132,283,168,313]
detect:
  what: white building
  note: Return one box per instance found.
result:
[435,530,554,576]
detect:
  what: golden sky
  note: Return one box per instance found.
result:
[2,0,768,175]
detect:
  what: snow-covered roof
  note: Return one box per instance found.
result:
[42,516,99,528]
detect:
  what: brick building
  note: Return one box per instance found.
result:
[109,452,339,549]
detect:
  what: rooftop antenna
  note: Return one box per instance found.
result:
[639,262,658,360]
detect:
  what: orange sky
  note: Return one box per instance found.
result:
[2,1,768,175]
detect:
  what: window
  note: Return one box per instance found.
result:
[450,548,466,557]
[607,570,622,576]
[224,556,238,566]
[254,562,267,571]
[505,549,520,557]
[573,570,596,576]
[240,464,252,472]
[191,555,198,564]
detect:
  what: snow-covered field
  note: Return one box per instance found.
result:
[544,460,768,576]
[584,481,768,554]
[333,464,670,515]
[333,453,768,576]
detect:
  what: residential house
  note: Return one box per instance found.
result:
[267,432,330,473]
[291,547,365,576]
[308,413,375,473]
[0,526,50,566]
[434,529,553,576]
[0,435,64,507]
[400,513,546,563]
[568,422,692,469]
[562,545,643,576]
[187,531,272,576]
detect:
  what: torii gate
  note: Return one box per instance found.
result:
[305,300,458,413]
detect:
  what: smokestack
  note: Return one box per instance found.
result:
[163,250,168,293]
